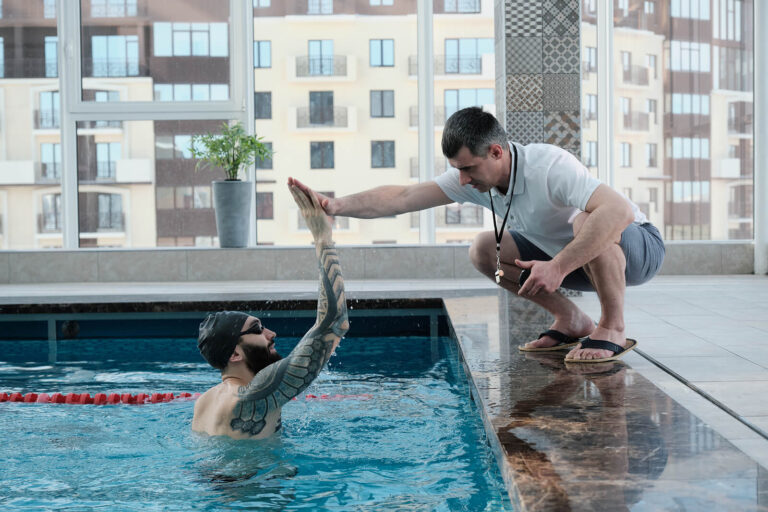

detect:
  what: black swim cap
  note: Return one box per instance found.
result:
[197,311,250,370]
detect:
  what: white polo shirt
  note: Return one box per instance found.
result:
[434,142,648,257]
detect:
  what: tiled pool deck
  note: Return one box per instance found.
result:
[1,275,767,510]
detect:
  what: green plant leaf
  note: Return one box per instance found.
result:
[189,122,273,180]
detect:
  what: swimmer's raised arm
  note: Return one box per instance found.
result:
[228,180,348,436]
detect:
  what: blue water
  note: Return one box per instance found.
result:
[0,336,512,511]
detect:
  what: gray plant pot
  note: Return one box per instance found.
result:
[212,180,252,248]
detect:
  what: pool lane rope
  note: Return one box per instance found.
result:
[0,392,373,405]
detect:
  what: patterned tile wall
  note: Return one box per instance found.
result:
[496,0,581,157]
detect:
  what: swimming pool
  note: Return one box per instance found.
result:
[0,328,512,510]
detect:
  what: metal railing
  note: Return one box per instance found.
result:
[409,157,447,178]
[409,55,483,76]
[84,58,142,78]
[622,65,649,86]
[409,105,446,127]
[96,161,117,179]
[37,213,61,234]
[623,111,649,131]
[35,109,60,129]
[295,55,347,77]
[296,106,348,128]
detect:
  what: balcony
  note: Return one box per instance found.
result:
[288,55,355,81]
[622,111,649,132]
[409,54,494,80]
[82,58,144,78]
[1,57,58,79]
[37,213,61,234]
[115,158,153,183]
[78,120,123,131]
[622,65,649,87]
[409,106,446,128]
[35,109,60,130]
[713,158,741,179]
[438,204,484,228]
[0,161,36,185]
[288,106,357,132]
[410,157,447,179]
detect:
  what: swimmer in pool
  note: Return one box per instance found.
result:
[192,178,349,439]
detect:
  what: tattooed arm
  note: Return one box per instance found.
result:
[229,180,349,436]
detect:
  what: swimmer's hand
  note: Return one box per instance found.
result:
[288,177,337,215]
[288,178,332,246]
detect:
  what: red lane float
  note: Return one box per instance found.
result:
[2,391,370,404]
[0,391,202,405]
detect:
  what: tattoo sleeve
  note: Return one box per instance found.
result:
[230,244,349,435]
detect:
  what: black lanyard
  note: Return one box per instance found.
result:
[489,144,518,283]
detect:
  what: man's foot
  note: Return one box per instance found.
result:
[565,326,628,361]
[520,313,594,350]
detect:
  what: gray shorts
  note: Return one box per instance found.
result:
[510,223,665,292]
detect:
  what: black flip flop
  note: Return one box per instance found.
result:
[564,338,638,363]
[518,329,584,352]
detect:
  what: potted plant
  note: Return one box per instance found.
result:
[190,122,272,248]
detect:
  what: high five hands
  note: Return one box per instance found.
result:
[288,177,332,245]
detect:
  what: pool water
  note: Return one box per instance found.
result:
[0,335,512,511]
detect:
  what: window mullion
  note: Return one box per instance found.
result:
[756,0,768,273]
[417,0,435,244]
[597,0,614,187]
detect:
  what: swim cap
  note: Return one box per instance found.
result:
[197,311,250,370]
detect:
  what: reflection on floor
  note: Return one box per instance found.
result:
[444,293,768,512]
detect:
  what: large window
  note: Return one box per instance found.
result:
[310,142,334,169]
[371,90,394,118]
[611,0,754,240]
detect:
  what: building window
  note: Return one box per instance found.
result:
[193,186,211,208]
[620,142,631,167]
[255,92,272,119]
[623,188,633,200]
[584,46,597,73]
[621,51,631,73]
[584,141,597,167]
[585,94,597,120]
[649,187,658,212]
[644,1,655,14]
[255,142,273,169]
[445,204,483,225]
[670,41,711,72]
[371,90,394,118]
[311,141,334,169]
[370,0,393,5]
[646,143,658,167]
[175,187,193,209]
[45,36,58,78]
[672,181,710,202]
[42,194,62,232]
[96,142,121,178]
[617,0,629,16]
[156,187,174,209]
[97,194,123,230]
[253,0,271,6]
[256,192,274,219]
[44,0,56,18]
[253,41,271,68]
[309,91,334,125]
[646,99,657,124]
[444,0,480,13]
[91,35,139,77]
[714,0,742,41]
[444,88,493,118]
[154,83,228,101]
[670,93,710,114]
[371,141,395,168]
[91,0,137,17]
[444,38,492,74]
[41,143,62,179]
[153,23,228,57]
[670,0,710,20]
[308,0,333,14]
[646,54,657,79]
[308,40,334,76]
[370,39,394,67]
[38,91,60,129]
[669,137,710,159]
[0,37,4,78]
